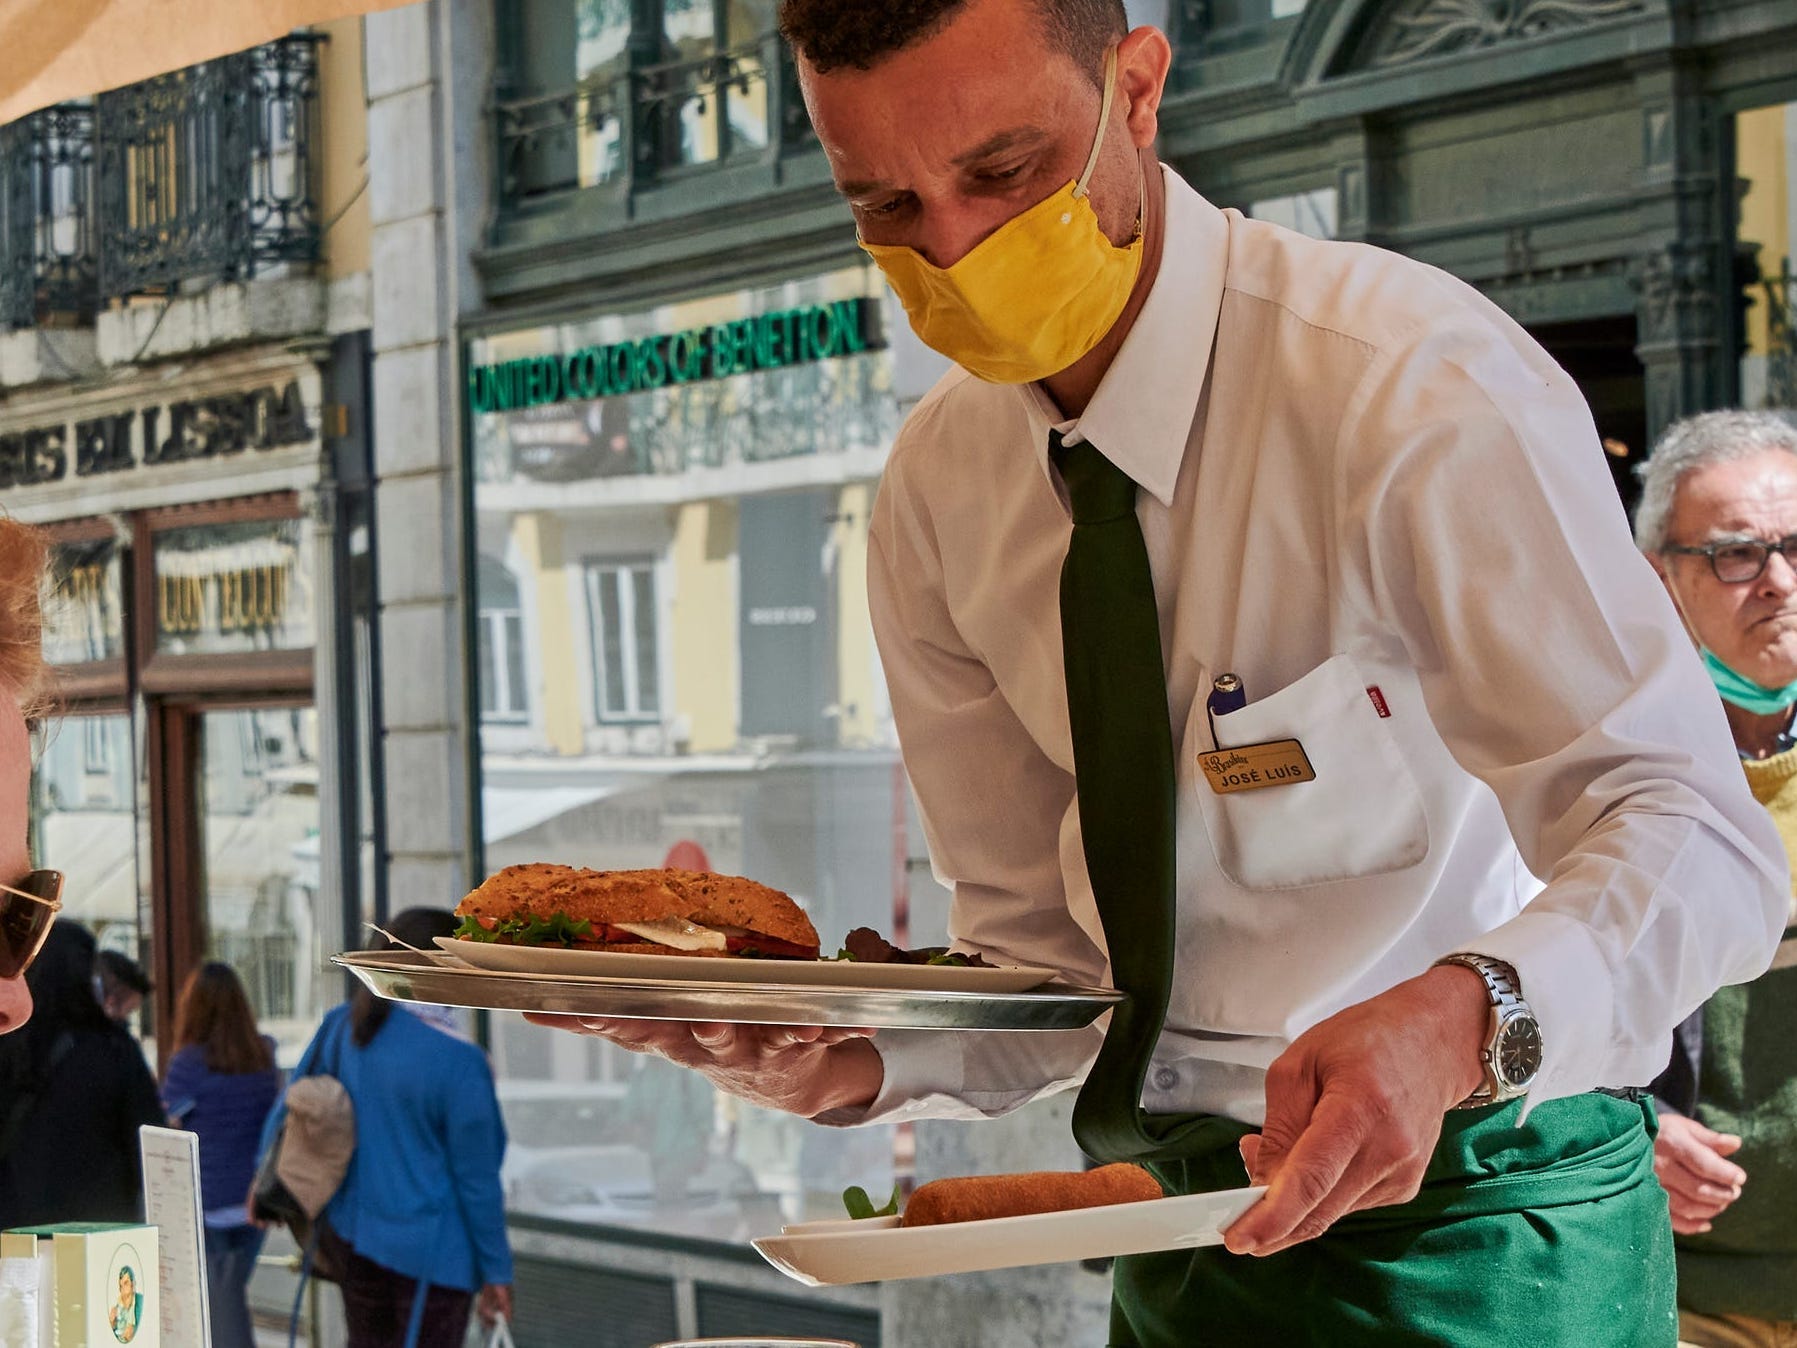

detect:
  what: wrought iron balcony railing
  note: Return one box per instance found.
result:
[0,34,324,332]
[0,103,97,330]
[95,33,323,300]
[495,33,814,205]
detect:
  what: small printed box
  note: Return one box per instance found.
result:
[2,1224,158,1348]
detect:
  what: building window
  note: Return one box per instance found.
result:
[478,555,530,723]
[585,558,660,722]
[82,717,113,776]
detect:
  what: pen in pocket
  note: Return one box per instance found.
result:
[1208,673,1246,717]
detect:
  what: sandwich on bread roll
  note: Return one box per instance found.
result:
[901,1164,1163,1227]
[454,863,820,959]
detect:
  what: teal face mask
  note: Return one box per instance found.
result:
[1700,647,1797,715]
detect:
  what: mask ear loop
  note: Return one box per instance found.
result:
[1072,46,1120,201]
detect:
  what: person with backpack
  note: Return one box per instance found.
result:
[163,962,283,1348]
[259,908,513,1348]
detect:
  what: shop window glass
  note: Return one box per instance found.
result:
[199,706,323,1064]
[32,713,146,1036]
[43,537,125,665]
[586,558,659,722]
[152,518,316,656]
[469,266,930,1241]
[479,556,531,723]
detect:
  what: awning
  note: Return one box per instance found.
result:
[0,0,421,124]
[481,785,618,845]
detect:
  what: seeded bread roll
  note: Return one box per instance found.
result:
[455,863,819,955]
[902,1164,1163,1227]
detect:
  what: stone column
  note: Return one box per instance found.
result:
[364,0,493,912]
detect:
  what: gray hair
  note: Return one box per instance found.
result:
[1633,410,1797,552]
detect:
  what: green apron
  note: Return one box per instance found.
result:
[1107,1094,1677,1348]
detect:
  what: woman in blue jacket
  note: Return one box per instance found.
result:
[262,909,513,1347]
[163,962,282,1348]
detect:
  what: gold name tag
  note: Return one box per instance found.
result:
[1200,739,1316,794]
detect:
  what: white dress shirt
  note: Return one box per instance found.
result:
[856,165,1789,1128]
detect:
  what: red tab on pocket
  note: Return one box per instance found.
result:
[1366,686,1391,719]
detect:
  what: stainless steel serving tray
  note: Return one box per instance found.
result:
[335,950,1124,1031]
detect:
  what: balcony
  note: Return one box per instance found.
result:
[96,34,323,299]
[0,103,97,331]
[494,33,814,207]
[0,33,322,340]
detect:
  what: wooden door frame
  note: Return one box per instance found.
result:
[42,494,319,1065]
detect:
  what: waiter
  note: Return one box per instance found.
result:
[547,2,1787,1342]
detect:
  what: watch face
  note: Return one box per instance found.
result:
[1497,1015,1543,1088]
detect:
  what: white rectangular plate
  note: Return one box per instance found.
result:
[752,1187,1266,1286]
[435,937,1056,993]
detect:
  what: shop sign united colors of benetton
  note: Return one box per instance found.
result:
[0,379,313,489]
[466,296,885,417]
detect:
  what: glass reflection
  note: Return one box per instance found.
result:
[200,707,322,1064]
[32,713,144,1034]
[472,265,922,1235]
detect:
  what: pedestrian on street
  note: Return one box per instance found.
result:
[0,920,164,1229]
[263,908,513,1348]
[163,961,283,1348]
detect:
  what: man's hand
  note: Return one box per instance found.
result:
[1653,1112,1745,1235]
[523,1014,883,1118]
[1224,963,1490,1257]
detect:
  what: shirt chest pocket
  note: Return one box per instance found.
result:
[1191,653,1430,890]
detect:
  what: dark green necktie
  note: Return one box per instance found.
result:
[1055,430,1184,1163]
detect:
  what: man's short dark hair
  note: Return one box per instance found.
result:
[97,948,152,996]
[780,0,1128,82]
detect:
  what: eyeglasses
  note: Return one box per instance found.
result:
[1663,534,1797,584]
[0,870,63,980]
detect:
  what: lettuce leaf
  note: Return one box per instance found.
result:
[842,1183,901,1220]
[452,911,594,946]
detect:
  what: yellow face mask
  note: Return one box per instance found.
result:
[859,47,1143,385]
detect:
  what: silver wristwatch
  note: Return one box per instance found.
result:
[1433,953,1542,1109]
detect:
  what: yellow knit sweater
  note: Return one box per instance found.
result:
[1742,750,1797,926]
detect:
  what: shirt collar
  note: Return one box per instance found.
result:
[1022,166,1230,509]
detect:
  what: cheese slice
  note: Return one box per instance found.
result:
[612,918,729,952]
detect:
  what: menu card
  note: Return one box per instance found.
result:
[138,1126,210,1348]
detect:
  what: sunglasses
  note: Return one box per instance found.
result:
[0,870,64,980]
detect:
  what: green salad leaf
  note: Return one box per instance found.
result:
[842,1184,901,1221]
[452,911,594,947]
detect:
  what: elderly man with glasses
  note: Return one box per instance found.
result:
[1638,409,1797,1348]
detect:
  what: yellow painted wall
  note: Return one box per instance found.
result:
[316,16,371,280]
[833,481,878,748]
[1737,103,1790,357]
[669,500,739,753]
[514,514,584,755]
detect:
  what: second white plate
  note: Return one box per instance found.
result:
[433,937,1057,993]
[753,1187,1266,1287]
